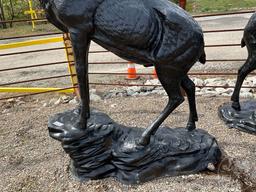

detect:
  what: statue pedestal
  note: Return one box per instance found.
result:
[48,109,221,184]
[219,100,256,135]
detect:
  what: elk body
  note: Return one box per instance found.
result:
[40,0,206,145]
[231,13,256,111]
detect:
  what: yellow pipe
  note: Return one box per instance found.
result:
[63,34,77,86]
[29,0,35,29]
[0,87,74,93]
[0,37,63,50]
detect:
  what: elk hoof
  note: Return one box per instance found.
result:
[186,122,196,131]
[74,117,88,129]
[137,135,151,146]
[232,101,241,111]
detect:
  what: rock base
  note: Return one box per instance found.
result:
[48,109,221,184]
[219,100,256,135]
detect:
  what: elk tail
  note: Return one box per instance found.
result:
[241,38,246,48]
[199,49,206,64]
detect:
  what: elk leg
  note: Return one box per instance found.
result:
[231,57,255,111]
[139,68,184,146]
[181,75,198,131]
[70,31,91,129]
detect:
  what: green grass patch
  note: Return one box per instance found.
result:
[187,0,256,13]
[0,23,60,39]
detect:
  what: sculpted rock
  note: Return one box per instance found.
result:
[49,109,221,184]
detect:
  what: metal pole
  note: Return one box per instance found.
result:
[28,0,35,29]
[63,33,79,95]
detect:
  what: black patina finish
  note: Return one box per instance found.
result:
[40,0,206,145]
[219,100,256,134]
[219,13,256,134]
[48,109,221,184]
[231,12,256,111]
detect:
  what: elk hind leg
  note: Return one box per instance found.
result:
[181,75,198,131]
[231,58,256,111]
[139,67,184,146]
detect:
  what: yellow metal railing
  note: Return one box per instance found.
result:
[0,37,63,50]
[24,0,45,30]
[0,87,74,93]
[63,33,79,95]
[0,33,77,94]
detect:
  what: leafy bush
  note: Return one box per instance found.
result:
[1,0,42,20]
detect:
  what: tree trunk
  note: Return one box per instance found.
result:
[0,0,7,29]
[9,0,14,27]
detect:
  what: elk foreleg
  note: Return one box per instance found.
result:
[70,31,91,129]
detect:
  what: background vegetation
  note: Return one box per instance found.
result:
[186,0,256,13]
[0,0,41,20]
[0,0,256,37]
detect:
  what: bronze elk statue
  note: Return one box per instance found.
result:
[231,12,256,111]
[40,0,206,145]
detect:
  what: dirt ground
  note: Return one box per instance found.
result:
[0,93,255,192]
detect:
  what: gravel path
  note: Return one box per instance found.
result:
[1,94,255,192]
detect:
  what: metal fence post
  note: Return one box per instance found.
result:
[63,33,79,96]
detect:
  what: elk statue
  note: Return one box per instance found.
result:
[231,12,256,111]
[40,0,206,145]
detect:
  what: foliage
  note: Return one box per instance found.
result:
[1,0,42,20]
[171,0,179,4]
[186,0,256,13]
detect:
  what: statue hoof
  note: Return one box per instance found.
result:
[186,122,196,131]
[137,136,151,146]
[231,102,241,111]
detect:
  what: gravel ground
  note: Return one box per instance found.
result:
[1,93,255,192]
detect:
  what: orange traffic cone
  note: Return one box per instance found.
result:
[152,68,158,79]
[126,62,139,80]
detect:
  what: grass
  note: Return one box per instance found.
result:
[187,0,256,13]
[0,23,60,39]
[0,0,256,39]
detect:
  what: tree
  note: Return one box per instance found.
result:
[0,0,7,28]
[5,0,15,27]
